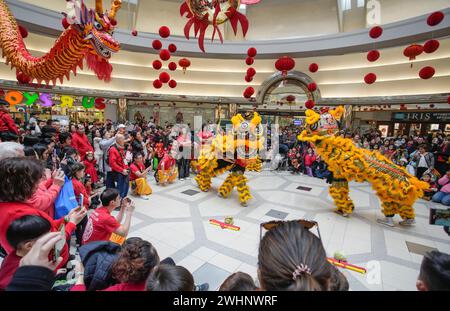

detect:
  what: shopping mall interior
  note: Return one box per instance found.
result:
[0,0,449,293]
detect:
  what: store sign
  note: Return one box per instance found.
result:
[392,112,450,122]
[293,119,303,126]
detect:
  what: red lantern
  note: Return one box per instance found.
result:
[243,87,255,98]
[159,49,171,61]
[159,26,171,38]
[94,98,106,110]
[404,44,423,67]
[309,63,319,73]
[430,104,435,108]
[247,67,256,77]
[305,100,315,109]
[168,62,177,71]
[131,29,138,36]
[423,39,440,54]
[369,26,383,39]
[419,66,435,80]
[178,58,191,73]
[16,72,30,84]
[367,50,380,62]
[18,25,28,39]
[427,11,445,26]
[62,18,70,29]
[152,40,162,50]
[159,72,170,83]
[448,96,450,105]
[400,104,407,110]
[307,83,317,92]
[168,80,177,88]
[245,75,253,83]
[153,79,162,89]
[247,47,257,57]
[275,56,296,77]
[286,95,296,103]
[364,73,377,84]
[246,57,254,66]
[168,44,177,53]
[152,60,162,70]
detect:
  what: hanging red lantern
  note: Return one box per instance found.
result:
[430,104,435,108]
[159,26,171,38]
[369,26,383,39]
[403,44,423,67]
[153,79,163,89]
[275,56,295,77]
[18,25,28,39]
[419,66,435,80]
[94,98,106,110]
[159,72,170,83]
[178,58,191,73]
[243,87,255,98]
[168,44,177,53]
[427,11,445,26]
[62,18,70,29]
[159,49,171,61]
[152,40,162,50]
[307,83,317,92]
[305,100,315,109]
[400,104,407,110]
[423,39,440,54]
[367,50,380,62]
[247,47,257,57]
[247,67,256,77]
[364,73,377,84]
[16,72,30,84]
[246,57,254,66]
[286,95,296,103]
[168,62,177,71]
[168,80,177,88]
[152,60,162,70]
[245,75,253,83]
[131,29,138,36]
[309,63,319,73]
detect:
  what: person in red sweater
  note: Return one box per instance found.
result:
[0,99,19,136]
[304,147,317,177]
[71,125,93,161]
[83,151,99,183]
[72,237,159,291]
[0,158,86,271]
[109,134,130,198]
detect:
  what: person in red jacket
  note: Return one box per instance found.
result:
[109,134,130,198]
[0,99,19,136]
[83,151,99,183]
[71,125,93,161]
[0,158,86,270]
[303,147,317,177]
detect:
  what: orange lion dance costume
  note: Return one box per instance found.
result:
[0,0,122,85]
[298,106,428,227]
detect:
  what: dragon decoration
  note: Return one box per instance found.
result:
[180,0,252,52]
[298,107,429,227]
[194,111,264,206]
[0,0,122,85]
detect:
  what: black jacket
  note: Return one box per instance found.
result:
[79,241,121,291]
[6,266,54,291]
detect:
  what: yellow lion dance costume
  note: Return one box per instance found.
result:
[298,106,429,227]
[195,112,264,206]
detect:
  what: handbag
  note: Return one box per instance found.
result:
[54,176,78,219]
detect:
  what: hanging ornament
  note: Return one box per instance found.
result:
[246,57,254,66]
[168,44,177,53]
[169,80,177,88]
[364,73,377,84]
[429,104,435,108]
[152,40,162,50]
[275,56,295,77]
[180,0,249,52]
[18,25,28,39]
[367,50,380,62]
[131,29,138,36]
[423,39,440,54]
[153,79,163,89]
[369,26,383,39]
[16,72,31,84]
[400,104,407,110]
[305,100,315,109]
[403,44,423,67]
[243,86,255,98]
[419,66,435,80]
[178,58,191,74]
[159,49,171,61]
[168,62,177,71]
[307,83,317,92]
[159,26,171,38]
[159,72,171,83]
[427,11,445,26]
[247,67,256,77]
[245,75,253,83]
[309,63,319,73]
[152,60,162,70]
[247,47,257,57]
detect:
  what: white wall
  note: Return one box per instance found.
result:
[380,0,450,24]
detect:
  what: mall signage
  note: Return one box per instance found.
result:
[392,111,450,123]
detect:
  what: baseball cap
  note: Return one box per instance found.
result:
[117,124,126,129]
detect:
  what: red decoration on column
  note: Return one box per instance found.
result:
[168,62,177,71]
[245,75,253,82]
[419,66,435,80]
[159,49,171,61]
[168,80,177,88]
[369,26,383,39]
[429,104,435,108]
[423,39,440,54]
[152,60,162,70]
[275,56,295,77]
[246,57,254,66]
[247,67,256,77]
[247,47,257,57]
[364,73,377,84]
[367,50,380,62]
[152,40,162,50]
[153,79,163,89]
[305,100,315,109]
[159,26,171,38]
[159,72,170,83]
[168,44,177,53]
[403,44,423,67]
[307,83,317,92]
[179,58,191,73]
[309,63,319,73]
[427,11,445,26]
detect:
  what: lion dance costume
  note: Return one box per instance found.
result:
[195,112,264,206]
[0,0,122,84]
[298,107,428,226]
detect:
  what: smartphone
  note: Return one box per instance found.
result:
[53,224,66,263]
[79,194,84,208]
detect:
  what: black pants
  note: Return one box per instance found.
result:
[75,216,88,246]
[178,158,190,179]
[416,167,428,180]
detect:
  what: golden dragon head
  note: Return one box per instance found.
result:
[298,106,345,142]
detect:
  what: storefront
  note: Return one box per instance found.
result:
[238,109,306,128]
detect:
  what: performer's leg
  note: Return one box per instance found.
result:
[236,172,252,206]
[218,173,236,198]
[398,204,416,225]
[377,201,399,227]
[329,179,354,216]
[195,168,213,191]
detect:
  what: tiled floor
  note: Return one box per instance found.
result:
[125,169,449,291]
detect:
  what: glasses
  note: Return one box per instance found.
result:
[259,219,322,241]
